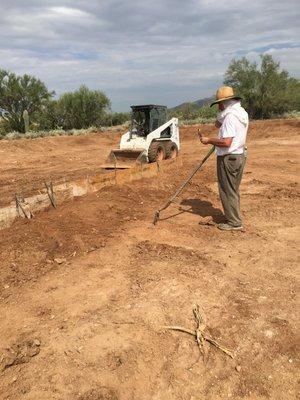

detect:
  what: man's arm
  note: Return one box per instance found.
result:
[201,136,233,147]
[199,114,235,147]
[198,131,233,147]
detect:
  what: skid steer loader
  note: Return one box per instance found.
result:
[103,105,179,169]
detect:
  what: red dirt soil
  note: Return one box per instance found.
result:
[0,119,299,400]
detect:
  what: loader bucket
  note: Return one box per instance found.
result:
[101,149,147,169]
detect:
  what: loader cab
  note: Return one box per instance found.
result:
[131,105,168,137]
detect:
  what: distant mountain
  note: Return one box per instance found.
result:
[170,97,213,111]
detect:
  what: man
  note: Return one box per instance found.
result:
[199,86,249,231]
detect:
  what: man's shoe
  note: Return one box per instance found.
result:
[217,223,244,231]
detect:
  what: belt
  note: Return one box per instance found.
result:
[217,153,244,157]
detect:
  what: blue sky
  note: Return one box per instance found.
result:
[0,0,299,111]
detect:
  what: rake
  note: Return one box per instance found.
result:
[153,145,215,225]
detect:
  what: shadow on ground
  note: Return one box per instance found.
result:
[181,199,224,223]
[158,198,224,223]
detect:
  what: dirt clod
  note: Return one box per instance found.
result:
[78,387,118,400]
[54,258,66,265]
[0,339,41,371]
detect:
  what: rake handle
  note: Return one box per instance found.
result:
[158,145,215,214]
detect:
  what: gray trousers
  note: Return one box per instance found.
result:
[217,154,246,227]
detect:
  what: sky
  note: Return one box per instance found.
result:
[0,0,299,111]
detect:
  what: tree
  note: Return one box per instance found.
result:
[224,54,300,119]
[111,112,130,126]
[0,69,53,132]
[259,55,290,118]
[197,104,218,120]
[224,58,260,118]
[55,85,110,130]
[181,102,199,120]
[35,99,62,131]
[286,77,300,111]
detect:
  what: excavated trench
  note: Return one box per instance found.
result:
[0,158,182,230]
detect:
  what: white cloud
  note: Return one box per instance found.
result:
[0,0,299,110]
[49,6,90,18]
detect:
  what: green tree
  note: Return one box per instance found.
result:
[287,77,300,111]
[55,85,110,130]
[91,111,130,127]
[0,69,53,132]
[259,55,290,118]
[224,54,300,119]
[197,104,218,120]
[181,102,198,120]
[224,57,260,118]
[36,99,62,131]
[111,112,130,126]
[37,86,111,131]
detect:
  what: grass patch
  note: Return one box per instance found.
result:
[0,123,130,141]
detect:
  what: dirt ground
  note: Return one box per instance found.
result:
[0,119,299,400]
[0,130,121,206]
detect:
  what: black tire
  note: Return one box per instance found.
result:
[148,141,166,163]
[165,141,178,159]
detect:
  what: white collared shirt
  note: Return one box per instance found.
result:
[216,106,249,156]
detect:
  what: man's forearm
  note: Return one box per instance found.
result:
[206,137,232,147]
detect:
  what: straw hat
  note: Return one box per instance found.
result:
[210,86,242,107]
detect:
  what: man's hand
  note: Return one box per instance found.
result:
[200,136,210,144]
[198,130,210,145]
